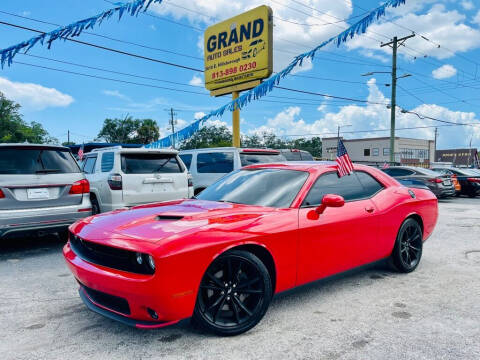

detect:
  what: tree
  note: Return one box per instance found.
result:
[97,116,159,144]
[0,92,57,144]
[180,124,232,150]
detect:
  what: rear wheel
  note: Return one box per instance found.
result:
[193,250,272,336]
[390,218,423,273]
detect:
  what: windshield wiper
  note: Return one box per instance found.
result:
[36,169,61,173]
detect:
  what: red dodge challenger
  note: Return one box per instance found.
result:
[63,162,438,336]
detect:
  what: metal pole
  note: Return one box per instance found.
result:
[170,107,175,149]
[389,36,397,164]
[67,130,70,144]
[232,91,240,147]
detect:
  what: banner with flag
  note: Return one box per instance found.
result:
[77,144,84,161]
[336,139,354,177]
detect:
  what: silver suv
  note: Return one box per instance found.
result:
[0,144,92,238]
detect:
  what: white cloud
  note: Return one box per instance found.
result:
[102,89,131,101]
[474,10,480,24]
[248,79,480,148]
[189,75,203,86]
[432,64,457,79]
[0,76,73,110]
[461,1,474,11]
[194,111,206,119]
[151,0,354,72]
[347,4,480,60]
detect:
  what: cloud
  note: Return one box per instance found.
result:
[461,1,475,11]
[189,75,203,86]
[150,0,354,72]
[102,89,131,101]
[432,64,457,79]
[474,10,480,24]
[194,111,206,119]
[0,76,73,110]
[347,4,480,60]
[248,79,480,148]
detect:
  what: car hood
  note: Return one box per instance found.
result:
[70,199,278,248]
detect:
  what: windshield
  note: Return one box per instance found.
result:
[197,168,309,208]
[0,147,80,174]
[240,153,286,166]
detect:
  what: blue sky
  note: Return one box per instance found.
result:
[1,0,480,149]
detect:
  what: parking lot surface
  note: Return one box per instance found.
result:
[1,197,479,360]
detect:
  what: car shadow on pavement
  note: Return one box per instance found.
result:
[0,233,67,260]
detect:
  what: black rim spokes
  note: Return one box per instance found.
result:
[200,257,264,327]
[401,225,422,267]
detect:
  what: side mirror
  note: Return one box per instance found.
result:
[315,194,345,215]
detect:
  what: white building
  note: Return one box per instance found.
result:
[322,136,435,166]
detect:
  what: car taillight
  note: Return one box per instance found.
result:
[0,189,4,198]
[69,179,90,194]
[467,178,480,183]
[428,178,443,183]
[108,173,122,190]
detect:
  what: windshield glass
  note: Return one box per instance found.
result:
[0,147,80,174]
[197,168,309,208]
[240,153,286,166]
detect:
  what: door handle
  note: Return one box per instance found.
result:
[365,207,375,213]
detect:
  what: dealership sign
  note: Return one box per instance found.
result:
[204,5,273,93]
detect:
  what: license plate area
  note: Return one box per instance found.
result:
[27,188,50,199]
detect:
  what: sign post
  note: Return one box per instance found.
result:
[204,5,273,147]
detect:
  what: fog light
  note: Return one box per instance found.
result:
[147,307,158,320]
[147,255,155,270]
[136,253,143,265]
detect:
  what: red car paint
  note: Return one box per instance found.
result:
[63,163,438,328]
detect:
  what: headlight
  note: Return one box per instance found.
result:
[147,255,155,270]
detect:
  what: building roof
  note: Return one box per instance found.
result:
[322,136,433,143]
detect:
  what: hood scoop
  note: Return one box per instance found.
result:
[155,214,184,221]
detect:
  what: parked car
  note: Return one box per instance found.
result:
[279,149,314,161]
[381,166,455,198]
[82,147,193,214]
[64,162,438,335]
[179,147,286,195]
[0,144,91,239]
[431,167,480,197]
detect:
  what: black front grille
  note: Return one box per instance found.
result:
[69,233,154,275]
[82,284,130,315]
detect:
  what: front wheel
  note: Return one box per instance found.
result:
[390,218,423,273]
[193,250,272,336]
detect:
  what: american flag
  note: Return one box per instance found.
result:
[382,162,390,169]
[336,139,354,177]
[77,144,84,160]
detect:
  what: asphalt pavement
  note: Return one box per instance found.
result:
[1,197,479,360]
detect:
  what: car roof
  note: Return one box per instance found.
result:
[0,143,69,150]
[179,147,280,154]
[243,161,337,171]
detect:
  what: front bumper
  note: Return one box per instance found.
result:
[63,241,195,327]
[0,197,92,238]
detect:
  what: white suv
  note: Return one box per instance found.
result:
[82,147,193,214]
[179,147,286,195]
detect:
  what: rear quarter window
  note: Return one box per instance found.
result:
[197,152,234,173]
[240,153,286,166]
[179,154,192,170]
[121,153,182,173]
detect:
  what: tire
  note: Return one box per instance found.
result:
[390,218,423,273]
[90,195,101,215]
[193,250,272,336]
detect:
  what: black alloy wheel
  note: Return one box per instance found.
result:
[391,218,423,273]
[193,250,272,336]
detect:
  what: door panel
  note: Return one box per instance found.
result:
[297,199,379,286]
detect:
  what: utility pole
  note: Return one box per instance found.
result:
[433,127,438,163]
[167,108,177,148]
[381,34,415,164]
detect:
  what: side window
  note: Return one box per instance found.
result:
[83,156,97,174]
[101,152,114,172]
[197,152,234,173]
[179,154,192,170]
[302,171,383,206]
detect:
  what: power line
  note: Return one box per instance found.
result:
[0,20,203,72]
[0,10,203,60]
